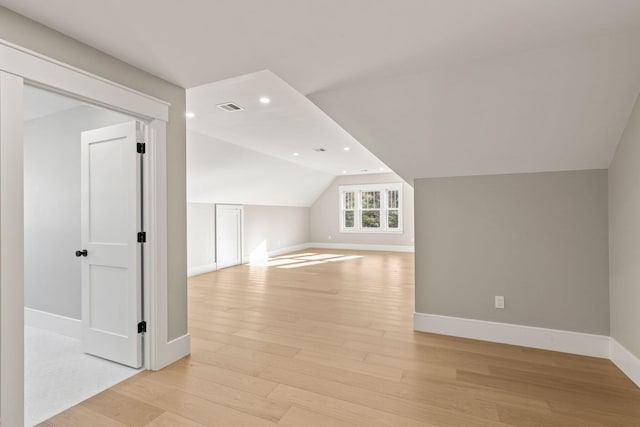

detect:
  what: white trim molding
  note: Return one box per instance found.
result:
[310,242,415,253]
[413,312,610,358]
[0,39,169,121]
[24,308,82,339]
[188,263,218,277]
[610,338,640,388]
[156,333,191,369]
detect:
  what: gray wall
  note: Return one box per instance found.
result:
[186,203,310,273]
[609,95,640,357]
[0,6,188,339]
[310,173,415,247]
[415,170,610,335]
[25,105,131,319]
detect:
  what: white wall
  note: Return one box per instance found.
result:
[244,205,310,259]
[187,203,216,275]
[310,172,414,248]
[24,105,132,319]
[187,203,310,276]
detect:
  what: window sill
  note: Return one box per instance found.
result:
[340,229,403,234]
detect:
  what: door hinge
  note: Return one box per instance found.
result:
[137,231,146,243]
[138,321,147,334]
[137,142,146,154]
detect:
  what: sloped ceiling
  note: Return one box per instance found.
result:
[4,2,640,184]
[3,1,640,93]
[187,70,388,176]
[309,31,640,183]
[187,131,335,207]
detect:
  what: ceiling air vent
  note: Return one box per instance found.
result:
[217,102,244,112]
[313,148,327,152]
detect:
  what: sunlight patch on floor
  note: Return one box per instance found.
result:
[250,252,364,269]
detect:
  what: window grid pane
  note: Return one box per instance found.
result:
[362,191,380,209]
[344,191,355,210]
[388,190,399,209]
[344,210,355,228]
[361,210,380,228]
[388,209,399,228]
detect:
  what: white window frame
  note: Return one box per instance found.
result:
[339,183,403,233]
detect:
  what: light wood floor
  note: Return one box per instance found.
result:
[43,249,640,426]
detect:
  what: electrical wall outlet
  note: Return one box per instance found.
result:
[495,296,505,309]
[328,235,332,240]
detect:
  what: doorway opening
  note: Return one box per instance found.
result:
[23,85,144,425]
[1,44,175,427]
[215,204,244,269]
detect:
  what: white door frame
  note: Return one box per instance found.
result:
[215,204,244,269]
[0,39,177,426]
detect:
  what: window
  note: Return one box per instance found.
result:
[343,191,355,228]
[340,183,403,233]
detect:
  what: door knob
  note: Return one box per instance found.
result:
[75,249,88,257]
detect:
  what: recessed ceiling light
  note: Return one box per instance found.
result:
[185,112,195,118]
[293,152,299,156]
[259,97,271,104]
[342,170,347,174]
[344,147,350,151]
[379,168,384,171]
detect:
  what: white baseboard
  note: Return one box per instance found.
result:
[156,333,191,370]
[24,307,81,339]
[610,338,640,388]
[187,263,217,277]
[413,312,610,358]
[309,242,415,253]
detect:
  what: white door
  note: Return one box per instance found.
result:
[216,205,243,269]
[80,121,145,368]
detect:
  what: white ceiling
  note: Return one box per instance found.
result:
[3,1,640,94]
[309,30,640,182]
[187,70,388,176]
[187,130,334,206]
[6,1,640,184]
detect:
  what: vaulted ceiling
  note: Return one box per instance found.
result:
[4,1,640,92]
[309,30,640,182]
[4,1,640,185]
[187,70,388,177]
